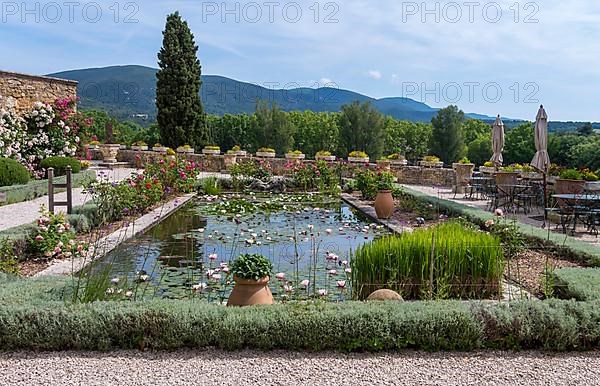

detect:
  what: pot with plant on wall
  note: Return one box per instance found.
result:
[386,153,408,166]
[419,155,443,168]
[228,145,247,157]
[131,141,148,151]
[256,147,276,158]
[166,148,177,160]
[285,150,306,160]
[556,168,597,195]
[348,151,370,163]
[315,150,336,162]
[153,143,168,153]
[373,171,396,219]
[479,161,497,174]
[177,144,194,154]
[227,253,274,306]
[202,145,221,155]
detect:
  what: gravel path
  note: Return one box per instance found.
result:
[0,350,598,385]
[0,168,138,232]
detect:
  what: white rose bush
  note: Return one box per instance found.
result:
[0,97,91,178]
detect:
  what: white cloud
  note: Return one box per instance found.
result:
[368,70,382,80]
[319,77,334,85]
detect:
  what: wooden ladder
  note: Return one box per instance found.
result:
[48,166,73,214]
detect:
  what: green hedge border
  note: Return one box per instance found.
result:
[0,169,96,206]
[400,186,600,267]
[553,268,600,301]
[0,298,599,351]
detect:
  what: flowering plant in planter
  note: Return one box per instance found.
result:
[258,147,275,153]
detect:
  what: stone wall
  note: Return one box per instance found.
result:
[0,70,78,113]
[115,150,456,187]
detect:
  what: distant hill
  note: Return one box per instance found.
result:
[49,65,498,126]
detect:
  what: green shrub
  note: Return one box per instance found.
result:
[39,156,82,176]
[553,268,600,301]
[199,177,221,196]
[0,158,30,187]
[231,253,273,281]
[355,169,395,199]
[0,297,599,351]
[352,221,504,300]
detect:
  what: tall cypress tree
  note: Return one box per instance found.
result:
[156,12,206,148]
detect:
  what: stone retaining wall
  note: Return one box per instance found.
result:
[114,150,456,187]
[0,70,78,113]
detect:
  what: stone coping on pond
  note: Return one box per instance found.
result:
[35,193,196,277]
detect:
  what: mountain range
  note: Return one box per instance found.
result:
[48,65,488,125]
[48,65,596,132]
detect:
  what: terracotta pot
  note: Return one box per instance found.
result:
[374,190,395,219]
[227,276,274,307]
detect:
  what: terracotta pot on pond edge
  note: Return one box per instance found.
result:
[374,190,394,219]
[227,276,274,307]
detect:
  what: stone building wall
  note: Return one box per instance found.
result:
[0,70,78,113]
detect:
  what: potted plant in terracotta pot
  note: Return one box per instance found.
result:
[227,253,274,307]
[452,157,475,194]
[556,169,588,195]
[256,147,276,158]
[373,171,396,219]
[202,145,221,155]
[315,150,336,162]
[348,151,369,163]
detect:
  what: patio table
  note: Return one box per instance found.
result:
[496,184,532,213]
[551,194,600,235]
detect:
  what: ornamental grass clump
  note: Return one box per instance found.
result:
[352,221,504,300]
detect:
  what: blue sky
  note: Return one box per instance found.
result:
[2,0,600,121]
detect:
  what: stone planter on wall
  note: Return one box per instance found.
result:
[202,148,220,155]
[285,153,306,160]
[224,153,237,169]
[316,155,336,162]
[377,160,391,171]
[177,147,195,154]
[256,151,276,158]
[479,166,497,174]
[348,157,370,163]
[153,146,168,153]
[452,163,475,194]
[229,150,247,157]
[131,145,148,152]
[419,161,444,168]
[99,144,121,163]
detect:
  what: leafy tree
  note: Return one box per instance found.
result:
[254,101,295,153]
[503,122,535,165]
[569,135,600,171]
[466,133,492,166]
[548,133,582,168]
[384,118,432,162]
[430,105,465,164]
[463,119,490,144]
[578,122,594,136]
[208,113,258,151]
[156,11,206,148]
[289,111,339,156]
[338,101,385,160]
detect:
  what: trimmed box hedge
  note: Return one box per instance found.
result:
[0,169,96,206]
[399,186,600,267]
[0,275,599,352]
[553,268,600,301]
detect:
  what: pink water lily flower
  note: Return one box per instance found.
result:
[336,280,346,289]
[300,279,310,288]
[275,272,286,280]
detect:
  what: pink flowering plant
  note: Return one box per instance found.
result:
[29,206,89,260]
[0,98,91,178]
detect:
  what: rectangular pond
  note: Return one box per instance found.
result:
[93,193,390,300]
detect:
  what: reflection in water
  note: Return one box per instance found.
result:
[97,195,388,299]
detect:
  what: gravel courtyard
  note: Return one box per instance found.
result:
[1,350,599,385]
